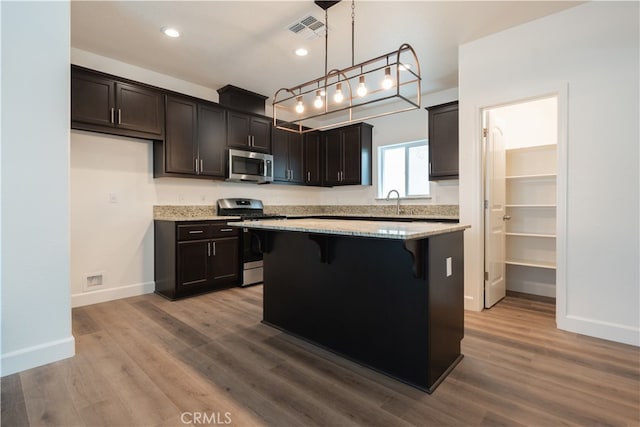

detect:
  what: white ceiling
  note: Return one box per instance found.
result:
[70,1,582,100]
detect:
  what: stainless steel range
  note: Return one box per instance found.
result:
[217,198,284,286]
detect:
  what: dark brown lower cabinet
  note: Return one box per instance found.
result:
[155,220,240,300]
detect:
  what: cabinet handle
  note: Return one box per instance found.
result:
[290,170,294,180]
[220,228,233,232]
[503,215,512,221]
[200,159,204,173]
[207,242,211,257]
[110,108,115,123]
[195,158,199,173]
[212,241,216,256]
[117,109,121,125]
[189,230,204,234]
[307,171,310,182]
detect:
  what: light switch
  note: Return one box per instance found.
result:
[446,257,452,277]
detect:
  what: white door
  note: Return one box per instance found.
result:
[484,110,507,308]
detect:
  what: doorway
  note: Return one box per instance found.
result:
[483,96,559,308]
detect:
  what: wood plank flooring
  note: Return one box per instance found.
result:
[2,286,639,426]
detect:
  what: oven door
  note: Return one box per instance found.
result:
[242,228,264,286]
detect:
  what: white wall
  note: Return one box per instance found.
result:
[1,1,74,375]
[459,2,639,345]
[70,49,459,307]
[493,97,557,150]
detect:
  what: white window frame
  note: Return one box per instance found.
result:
[377,139,431,199]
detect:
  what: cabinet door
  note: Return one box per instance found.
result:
[304,132,323,186]
[177,240,210,288]
[341,126,362,185]
[271,127,290,182]
[165,96,197,175]
[323,129,342,186]
[227,111,251,149]
[211,237,240,284]
[227,112,271,152]
[249,116,271,152]
[198,103,226,177]
[288,133,304,184]
[71,70,115,128]
[116,82,164,136]
[428,102,459,179]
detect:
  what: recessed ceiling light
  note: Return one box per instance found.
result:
[295,48,308,57]
[162,27,180,38]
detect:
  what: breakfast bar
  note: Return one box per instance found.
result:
[234,218,470,393]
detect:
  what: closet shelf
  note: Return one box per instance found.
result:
[506,232,556,238]
[506,259,556,269]
[506,173,556,180]
[505,204,556,208]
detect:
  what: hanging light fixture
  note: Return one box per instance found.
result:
[357,75,367,97]
[314,90,324,108]
[334,83,344,103]
[273,0,421,134]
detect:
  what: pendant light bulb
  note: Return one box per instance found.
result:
[382,67,394,90]
[334,83,344,103]
[357,75,367,97]
[295,96,305,114]
[314,90,324,109]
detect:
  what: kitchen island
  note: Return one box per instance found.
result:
[233,218,470,393]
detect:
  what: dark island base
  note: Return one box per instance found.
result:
[260,230,464,393]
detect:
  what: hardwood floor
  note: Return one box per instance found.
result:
[2,286,639,426]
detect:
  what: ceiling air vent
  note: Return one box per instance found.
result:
[287,15,326,40]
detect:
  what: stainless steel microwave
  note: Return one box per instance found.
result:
[227,149,274,184]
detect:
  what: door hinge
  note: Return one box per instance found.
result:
[484,271,489,281]
[483,128,488,138]
[484,200,489,209]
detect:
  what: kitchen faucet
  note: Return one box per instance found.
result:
[385,189,401,215]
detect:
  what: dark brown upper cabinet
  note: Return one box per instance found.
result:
[154,95,226,178]
[427,101,459,180]
[71,66,164,140]
[323,123,372,187]
[304,131,323,186]
[272,127,304,184]
[226,111,271,153]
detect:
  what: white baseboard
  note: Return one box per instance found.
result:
[558,314,640,347]
[1,336,75,377]
[71,281,155,308]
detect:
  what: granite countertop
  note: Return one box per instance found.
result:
[154,215,240,221]
[154,204,459,222]
[233,218,470,240]
[285,213,459,221]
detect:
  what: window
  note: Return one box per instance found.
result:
[378,140,429,198]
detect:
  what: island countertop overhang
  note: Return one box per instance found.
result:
[230,218,470,240]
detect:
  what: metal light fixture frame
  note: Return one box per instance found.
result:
[272,2,421,134]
